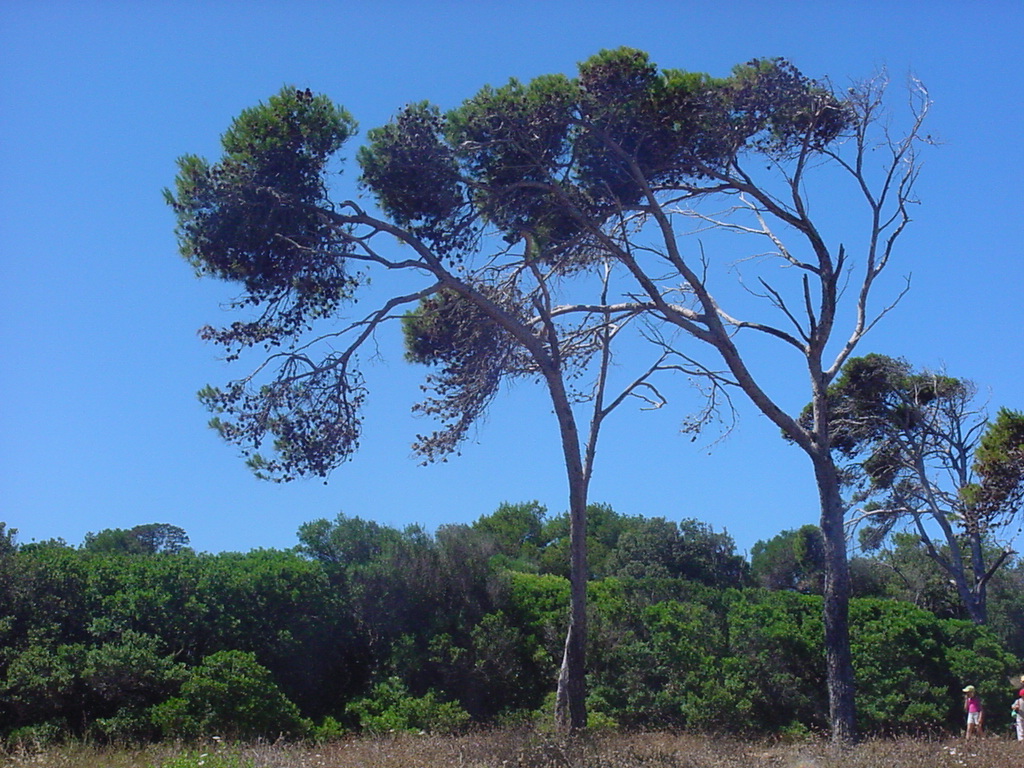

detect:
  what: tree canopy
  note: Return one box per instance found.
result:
[819,353,1024,624]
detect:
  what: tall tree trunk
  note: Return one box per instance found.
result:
[555,490,588,730]
[814,454,857,744]
[966,590,987,625]
[547,371,589,731]
[966,530,989,624]
[918,509,987,625]
[948,563,986,625]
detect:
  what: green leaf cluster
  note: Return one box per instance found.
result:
[344,676,469,734]
[167,87,359,347]
[358,48,852,267]
[965,407,1024,515]
[151,650,307,740]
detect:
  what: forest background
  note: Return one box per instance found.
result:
[1,511,1021,744]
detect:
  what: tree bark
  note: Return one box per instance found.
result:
[555,516,588,730]
[546,370,589,731]
[966,531,989,624]
[951,559,987,625]
[814,454,857,744]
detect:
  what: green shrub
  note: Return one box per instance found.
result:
[4,719,67,750]
[584,692,619,730]
[588,597,722,729]
[308,715,346,742]
[90,706,158,743]
[150,650,307,740]
[1,631,183,741]
[715,591,828,733]
[850,600,952,733]
[345,676,470,733]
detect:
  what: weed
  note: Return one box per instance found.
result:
[155,749,255,768]
[2,731,1023,768]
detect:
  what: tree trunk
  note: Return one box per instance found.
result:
[814,454,858,744]
[948,564,986,625]
[546,371,589,731]
[555,515,588,730]
[966,530,989,624]
[919,510,987,625]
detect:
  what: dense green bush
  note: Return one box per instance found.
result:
[344,676,470,733]
[715,591,829,733]
[587,582,723,728]
[150,650,308,740]
[2,631,182,740]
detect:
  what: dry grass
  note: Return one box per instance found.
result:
[3,731,1022,768]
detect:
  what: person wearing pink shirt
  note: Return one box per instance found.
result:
[963,685,984,739]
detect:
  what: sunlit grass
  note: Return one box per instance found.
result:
[3,731,1023,768]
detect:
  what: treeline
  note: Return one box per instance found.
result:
[1,508,1021,744]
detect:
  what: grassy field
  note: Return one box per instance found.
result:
[3,731,1023,768]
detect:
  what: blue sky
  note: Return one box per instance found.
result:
[2,1,1021,557]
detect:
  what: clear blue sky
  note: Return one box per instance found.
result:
[2,1,1021,556]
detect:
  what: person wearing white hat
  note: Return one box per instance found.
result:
[963,685,984,739]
